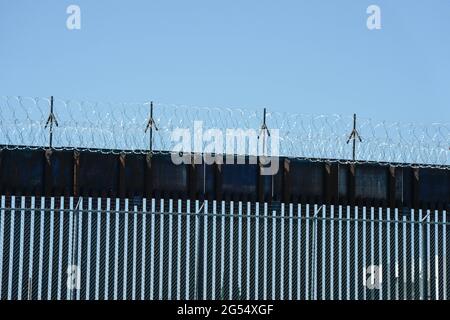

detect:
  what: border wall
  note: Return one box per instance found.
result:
[0,149,448,210]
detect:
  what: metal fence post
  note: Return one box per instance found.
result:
[422,211,429,300]
[311,204,324,300]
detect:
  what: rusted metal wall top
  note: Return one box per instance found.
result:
[0,149,448,209]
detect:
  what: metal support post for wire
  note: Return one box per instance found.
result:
[44,96,59,149]
[311,204,325,300]
[257,108,271,155]
[258,108,274,197]
[346,113,362,161]
[145,101,158,155]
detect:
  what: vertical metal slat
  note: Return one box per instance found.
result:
[46,197,55,300]
[18,197,26,300]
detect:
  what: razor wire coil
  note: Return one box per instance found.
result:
[0,96,449,169]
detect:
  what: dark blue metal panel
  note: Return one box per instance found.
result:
[355,164,388,201]
[419,168,450,204]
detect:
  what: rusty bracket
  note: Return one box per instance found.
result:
[119,153,126,166]
[145,152,153,168]
[119,153,126,198]
[73,150,80,162]
[45,148,53,164]
[73,150,80,196]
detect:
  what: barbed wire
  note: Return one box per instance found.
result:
[0,96,449,169]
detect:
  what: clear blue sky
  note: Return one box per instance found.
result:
[1,0,449,123]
